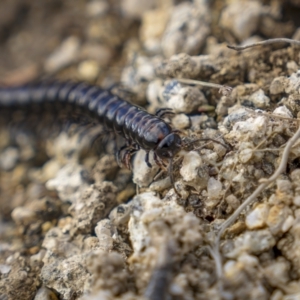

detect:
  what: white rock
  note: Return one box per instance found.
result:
[120,0,156,19]
[286,61,298,73]
[232,171,246,184]
[285,70,300,94]
[46,163,89,203]
[231,115,267,140]
[223,260,243,282]
[132,150,160,187]
[263,259,290,286]
[0,147,19,170]
[293,196,300,207]
[128,192,162,253]
[222,107,250,129]
[245,204,269,230]
[45,36,80,73]
[237,253,259,267]
[140,8,171,53]
[11,207,37,225]
[109,203,131,227]
[121,55,156,104]
[271,290,284,300]
[239,148,253,163]
[180,151,202,182]
[78,60,99,81]
[165,85,207,113]
[283,293,300,300]
[172,114,190,130]
[273,106,293,118]
[295,209,300,218]
[226,194,240,210]
[86,0,109,17]
[161,1,211,57]
[249,89,270,109]
[0,264,11,274]
[149,176,171,192]
[281,215,294,233]
[207,177,222,200]
[94,219,114,252]
[270,77,286,95]
[266,205,291,235]
[146,79,164,110]
[47,130,100,162]
[244,230,276,254]
[220,1,265,41]
[41,159,62,182]
[228,229,276,257]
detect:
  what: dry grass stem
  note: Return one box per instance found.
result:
[227,38,300,51]
[176,78,233,96]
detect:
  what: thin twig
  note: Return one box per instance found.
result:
[217,123,300,239]
[243,107,296,122]
[227,38,300,51]
[176,78,233,96]
[184,137,231,151]
[253,148,281,152]
[210,123,300,288]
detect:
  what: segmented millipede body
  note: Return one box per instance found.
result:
[0,81,182,166]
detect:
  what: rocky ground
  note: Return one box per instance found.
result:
[1,0,300,299]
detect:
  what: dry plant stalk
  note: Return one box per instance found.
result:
[211,119,300,285]
[227,38,300,51]
[176,78,233,96]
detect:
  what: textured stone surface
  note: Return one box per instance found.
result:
[1,1,300,299]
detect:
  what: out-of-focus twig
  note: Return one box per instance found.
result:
[176,78,232,96]
[227,38,300,51]
[210,121,300,293]
[217,122,300,238]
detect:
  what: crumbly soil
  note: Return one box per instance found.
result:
[1,1,300,300]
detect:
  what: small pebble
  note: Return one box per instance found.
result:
[239,148,253,164]
[0,264,11,274]
[220,1,265,41]
[45,36,80,73]
[270,77,286,95]
[293,196,300,207]
[161,1,211,57]
[164,84,207,113]
[281,215,294,233]
[207,177,222,200]
[248,89,270,109]
[0,147,19,170]
[172,114,190,130]
[132,150,159,187]
[266,205,291,235]
[245,204,269,230]
[180,152,202,183]
[78,60,100,81]
[11,207,37,226]
[273,106,293,118]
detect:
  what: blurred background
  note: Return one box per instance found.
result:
[0,0,299,88]
[1,2,300,299]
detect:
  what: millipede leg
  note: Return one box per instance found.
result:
[168,157,181,197]
[123,148,137,170]
[155,108,174,118]
[116,143,138,169]
[153,153,167,169]
[124,150,134,170]
[145,152,152,168]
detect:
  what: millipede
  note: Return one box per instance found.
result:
[0,81,183,192]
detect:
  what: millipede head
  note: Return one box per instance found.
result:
[155,132,182,159]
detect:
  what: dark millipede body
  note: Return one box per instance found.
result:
[0,81,182,166]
